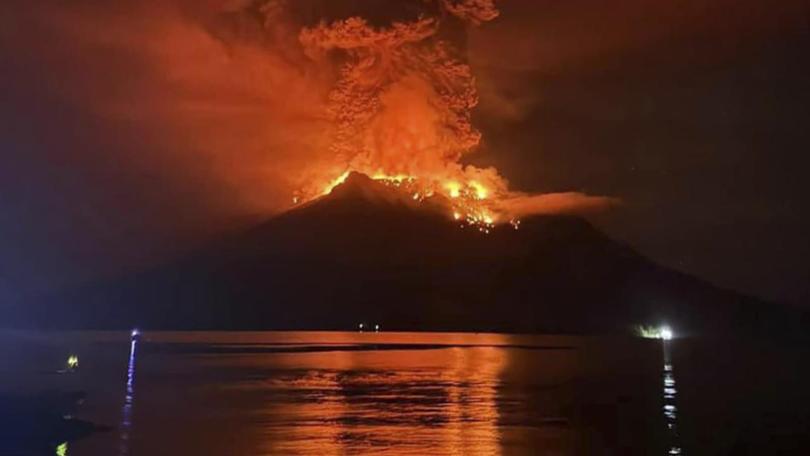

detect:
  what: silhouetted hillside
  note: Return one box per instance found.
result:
[41,173,807,336]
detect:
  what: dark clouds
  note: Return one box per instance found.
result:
[468,0,810,304]
[1,0,809,305]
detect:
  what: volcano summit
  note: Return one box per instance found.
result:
[43,172,805,336]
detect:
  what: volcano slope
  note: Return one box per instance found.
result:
[47,173,807,336]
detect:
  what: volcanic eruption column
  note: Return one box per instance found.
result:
[289,0,616,224]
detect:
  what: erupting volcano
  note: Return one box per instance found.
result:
[289,0,614,228]
[44,170,804,336]
[23,0,808,339]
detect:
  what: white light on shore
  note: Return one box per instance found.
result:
[636,324,675,340]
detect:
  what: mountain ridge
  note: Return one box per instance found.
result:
[28,172,808,336]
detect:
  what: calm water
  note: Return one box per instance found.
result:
[1,331,809,455]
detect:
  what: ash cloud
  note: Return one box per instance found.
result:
[497,192,621,219]
[2,0,332,216]
[0,0,335,290]
[0,0,617,294]
[1,0,614,221]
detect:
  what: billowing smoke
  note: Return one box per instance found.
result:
[289,0,615,219]
[497,192,620,218]
[289,2,495,198]
[1,0,615,232]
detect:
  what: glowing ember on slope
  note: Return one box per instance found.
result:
[321,171,501,232]
[322,170,352,196]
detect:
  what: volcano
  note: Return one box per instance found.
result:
[45,172,805,336]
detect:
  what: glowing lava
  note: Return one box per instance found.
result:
[318,171,501,232]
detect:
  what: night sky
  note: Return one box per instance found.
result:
[1,0,808,310]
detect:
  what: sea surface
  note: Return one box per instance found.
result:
[1,330,809,455]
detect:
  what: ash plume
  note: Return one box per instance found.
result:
[294,0,500,199]
[1,0,616,229]
[290,0,615,219]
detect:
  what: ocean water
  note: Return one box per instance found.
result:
[1,331,808,455]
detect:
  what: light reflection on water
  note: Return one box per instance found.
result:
[662,340,682,455]
[252,346,505,455]
[119,335,138,456]
[8,330,810,454]
[0,331,671,455]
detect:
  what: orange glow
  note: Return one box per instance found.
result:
[321,171,351,196]
[292,2,516,231]
[470,181,488,200]
[315,170,501,231]
[446,181,462,199]
[294,1,616,227]
[246,331,508,455]
[12,0,618,226]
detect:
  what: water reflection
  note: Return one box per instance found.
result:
[253,344,506,455]
[44,331,670,454]
[119,333,139,456]
[662,340,681,455]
